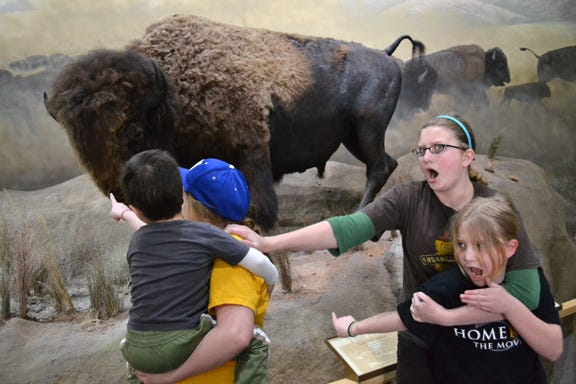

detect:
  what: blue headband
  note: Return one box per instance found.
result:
[437,115,473,150]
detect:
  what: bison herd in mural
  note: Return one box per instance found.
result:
[43,14,576,229]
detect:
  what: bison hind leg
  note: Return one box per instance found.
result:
[359,152,398,209]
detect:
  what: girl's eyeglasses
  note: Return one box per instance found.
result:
[411,144,468,157]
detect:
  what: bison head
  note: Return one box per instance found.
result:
[44,49,182,201]
[401,57,438,112]
[485,47,510,87]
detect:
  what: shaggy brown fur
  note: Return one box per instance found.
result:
[45,49,181,202]
[128,15,312,150]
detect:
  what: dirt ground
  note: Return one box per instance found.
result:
[0,238,402,384]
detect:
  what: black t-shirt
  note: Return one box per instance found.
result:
[127,220,249,331]
[397,267,560,384]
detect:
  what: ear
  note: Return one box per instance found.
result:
[462,148,475,167]
[505,239,519,260]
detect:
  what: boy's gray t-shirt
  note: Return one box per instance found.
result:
[127,220,248,331]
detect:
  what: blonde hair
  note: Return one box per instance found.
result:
[450,195,518,279]
[182,192,261,234]
[421,114,488,186]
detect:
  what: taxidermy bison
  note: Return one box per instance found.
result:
[407,44,510,107]
[520,46,576,83]
[44,14,425,229]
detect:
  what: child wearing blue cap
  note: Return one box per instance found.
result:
[110,150,276,384]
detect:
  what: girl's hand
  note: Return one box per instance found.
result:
[331,312,356,338]
[109,193,130,221]
[225,224,266,251]
[410,291,449,325]
[460,278,515,314]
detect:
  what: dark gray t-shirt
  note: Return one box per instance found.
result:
[362,181,541,301]
[127,220,248,331]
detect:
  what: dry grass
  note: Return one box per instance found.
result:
[14,218,34,318]
[2,190,79,319]
[488,133,503,160]
[87,262,121,320]
[0,209,11,319]
[35,218,76,314]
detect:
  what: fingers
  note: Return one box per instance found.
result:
[332,312,337,322]
[413,291,427,302]
[109,193,116,203]
[225,224,243,235]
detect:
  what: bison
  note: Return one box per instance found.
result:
[392,55,438,120]
[501,82,551,105]
[44,14,425,229]
[406,44,510,108]
[520,46,576,83]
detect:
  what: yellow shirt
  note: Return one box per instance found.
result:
[178,258,270,384]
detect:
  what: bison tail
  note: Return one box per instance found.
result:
[384,35,425,58]
[520,47,540,59]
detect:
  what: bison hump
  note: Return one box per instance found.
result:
[429,44,485,86]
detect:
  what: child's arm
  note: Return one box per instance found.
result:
[135,305,255,384]
[467,269,540,310]
[411,269,540,326]
[331,311,406,338]
[481,279,563,361]
[109,193,145,230]
[410,291,503,326]
[111,193,279,289]
[237,247,279,291]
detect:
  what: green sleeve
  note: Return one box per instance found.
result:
[326,212,376,256]
[502,269,541,310]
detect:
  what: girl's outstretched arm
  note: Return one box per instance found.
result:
[226,221,337,253]
[331,311,406,338]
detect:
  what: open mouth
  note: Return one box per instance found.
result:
[469,267,483,277]
[425,168,438,180]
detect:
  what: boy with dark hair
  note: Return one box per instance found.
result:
[117,149,278,381]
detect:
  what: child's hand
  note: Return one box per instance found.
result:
[410,291,449,325]
[460,278,514,314]
[109,193,130,221]
[134,369,174,384]
[331,312,356,338]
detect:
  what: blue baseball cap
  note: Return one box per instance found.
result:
[178,158,250,222]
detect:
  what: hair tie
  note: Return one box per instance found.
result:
[437,115,473,150]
